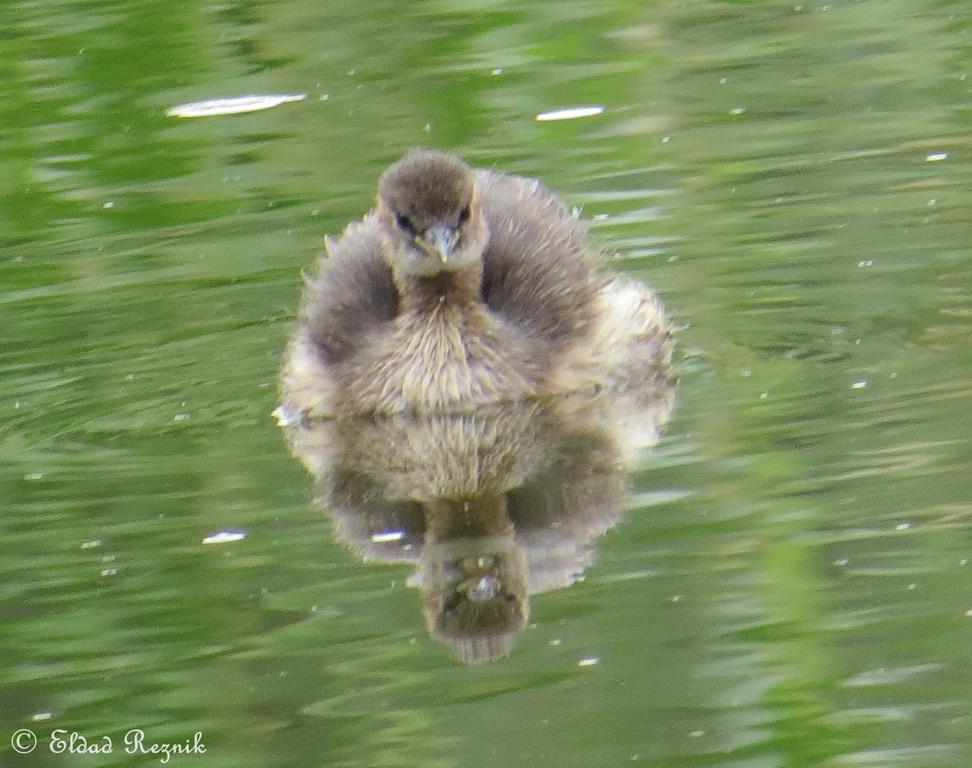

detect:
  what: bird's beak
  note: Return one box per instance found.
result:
[419,224,456,264]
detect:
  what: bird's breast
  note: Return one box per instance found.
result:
[348,303,535,413]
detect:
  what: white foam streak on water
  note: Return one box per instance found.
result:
[535,106,605,122]
[166,94,306,118]
[202,530,248,545]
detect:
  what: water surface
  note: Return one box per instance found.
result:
[2,1,970,767]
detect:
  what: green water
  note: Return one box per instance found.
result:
[2,1,970,766]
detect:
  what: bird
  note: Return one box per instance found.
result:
[280,149,673,417]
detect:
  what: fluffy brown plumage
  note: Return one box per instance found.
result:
[281,149,672,416]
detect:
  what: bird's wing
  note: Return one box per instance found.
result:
[299,215,399,364]
[477,170,600,349]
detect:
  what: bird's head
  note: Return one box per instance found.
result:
[377,149,488,277]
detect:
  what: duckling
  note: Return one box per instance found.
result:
[281,149,672,416]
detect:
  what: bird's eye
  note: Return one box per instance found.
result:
[395,213,415,234]
[457,205,471,225]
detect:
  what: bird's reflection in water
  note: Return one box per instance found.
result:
[279,383,675,662]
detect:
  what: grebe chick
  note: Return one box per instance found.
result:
[281,149,672,416]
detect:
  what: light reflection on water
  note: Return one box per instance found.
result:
[2,0,971,766]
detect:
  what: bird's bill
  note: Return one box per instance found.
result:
[417,224,457,263]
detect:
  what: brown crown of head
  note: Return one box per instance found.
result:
[378,149,476,231]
